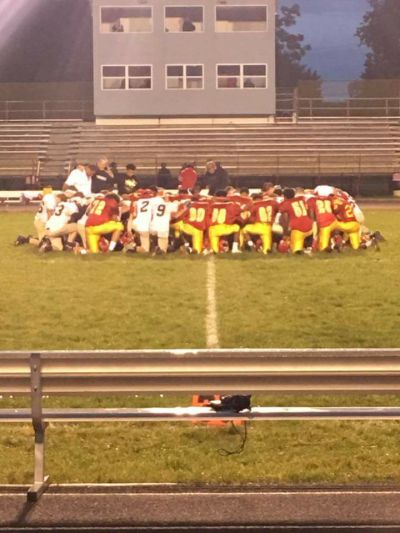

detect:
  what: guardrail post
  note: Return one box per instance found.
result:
[27,352,50,502]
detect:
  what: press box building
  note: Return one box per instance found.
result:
[92,0,276,119]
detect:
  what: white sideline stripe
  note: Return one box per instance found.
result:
[206,256,219,349]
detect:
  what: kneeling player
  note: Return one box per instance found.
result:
[279,188,314,254]
[208,193,242,254]
[85,193,124,253]
[331,194,361,250]
[242,194,278,253]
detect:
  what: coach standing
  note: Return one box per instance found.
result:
[92,157,117,193]
[63,163,94,197]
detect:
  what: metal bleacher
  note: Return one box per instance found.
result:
[75,117,400,178]
[0,117,399,186]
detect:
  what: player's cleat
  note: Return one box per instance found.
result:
[38,237,52,253]
[183,242,193,254]
[372,231,385,242]
[14,235,29,246]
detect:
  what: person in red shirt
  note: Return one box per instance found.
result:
[85,193,124,253]
[279,188,314,253]
[242,194,278,253]
[307,195,338,251]
[178,163,198,192]
[331,195,361,250]
[208,192,243,254]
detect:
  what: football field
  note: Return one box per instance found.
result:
[1,207,400,485]
[1,208,400,350]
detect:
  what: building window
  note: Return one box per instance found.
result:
[101,6,153,33]
[164,6,204,32]
[102,65,152,90]
[215,6,267,32]
[166,65,203,89]
[128,65,152,89]
[217,64,267,89]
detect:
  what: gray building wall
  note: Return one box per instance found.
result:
[93,0,276,117]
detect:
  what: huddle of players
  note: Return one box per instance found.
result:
[15,182,372,255]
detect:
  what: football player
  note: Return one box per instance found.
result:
[242,194,278,253]
[85,193,124,253]
[279,188,315,254]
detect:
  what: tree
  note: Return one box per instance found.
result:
[276,3,319,87]
[356,0,400,79]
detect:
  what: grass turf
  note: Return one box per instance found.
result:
[1,208,400,485]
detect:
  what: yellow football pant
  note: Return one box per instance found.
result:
[170,220,183,239]
[337,221,361,250]
[290,229,313,253]
[86,221,124,253]
[318,221,339,251]
[181,223,204,254]
[209,224,240,253]
[243,223,272,253]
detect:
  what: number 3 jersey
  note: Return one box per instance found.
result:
[45,201,79,232]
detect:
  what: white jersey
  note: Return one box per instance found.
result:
[133,197,155,233]
[34,193,57,224]
[46,201,79,232]
[150,197,178,236]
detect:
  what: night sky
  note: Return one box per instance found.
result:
[0,0,371,83]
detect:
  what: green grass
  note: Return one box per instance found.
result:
[1,208,400,485]
[216,210,400,348]
[1,212,207,350]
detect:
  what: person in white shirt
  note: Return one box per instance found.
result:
[63,164,95,198]
[128,188,158,252]
[150,193,178,253]
[40,194,79,251]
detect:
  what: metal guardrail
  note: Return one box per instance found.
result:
[0,95,399,121]
[2,349,400,500]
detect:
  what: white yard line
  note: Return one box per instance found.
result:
[206,256,220,349]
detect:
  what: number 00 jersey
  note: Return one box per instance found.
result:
[183,200,211,231]
[86,197,119,227]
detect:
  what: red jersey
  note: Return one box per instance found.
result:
[179,167,198,190]
[183,200,210,231]
[279,196,313,232]
[307,196,336,228]
[251,199,278,224]
[209,201,241,226]
[332,197,357,223]
[86,197,119,227]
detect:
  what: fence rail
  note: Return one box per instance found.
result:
[0,100,94,121]
[2,349,400,500]
[0,95,399,121]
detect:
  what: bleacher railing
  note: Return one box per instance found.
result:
[0,95,399,121]
[2,349,400,501]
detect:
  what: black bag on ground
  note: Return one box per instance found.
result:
[210,395,251,413]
